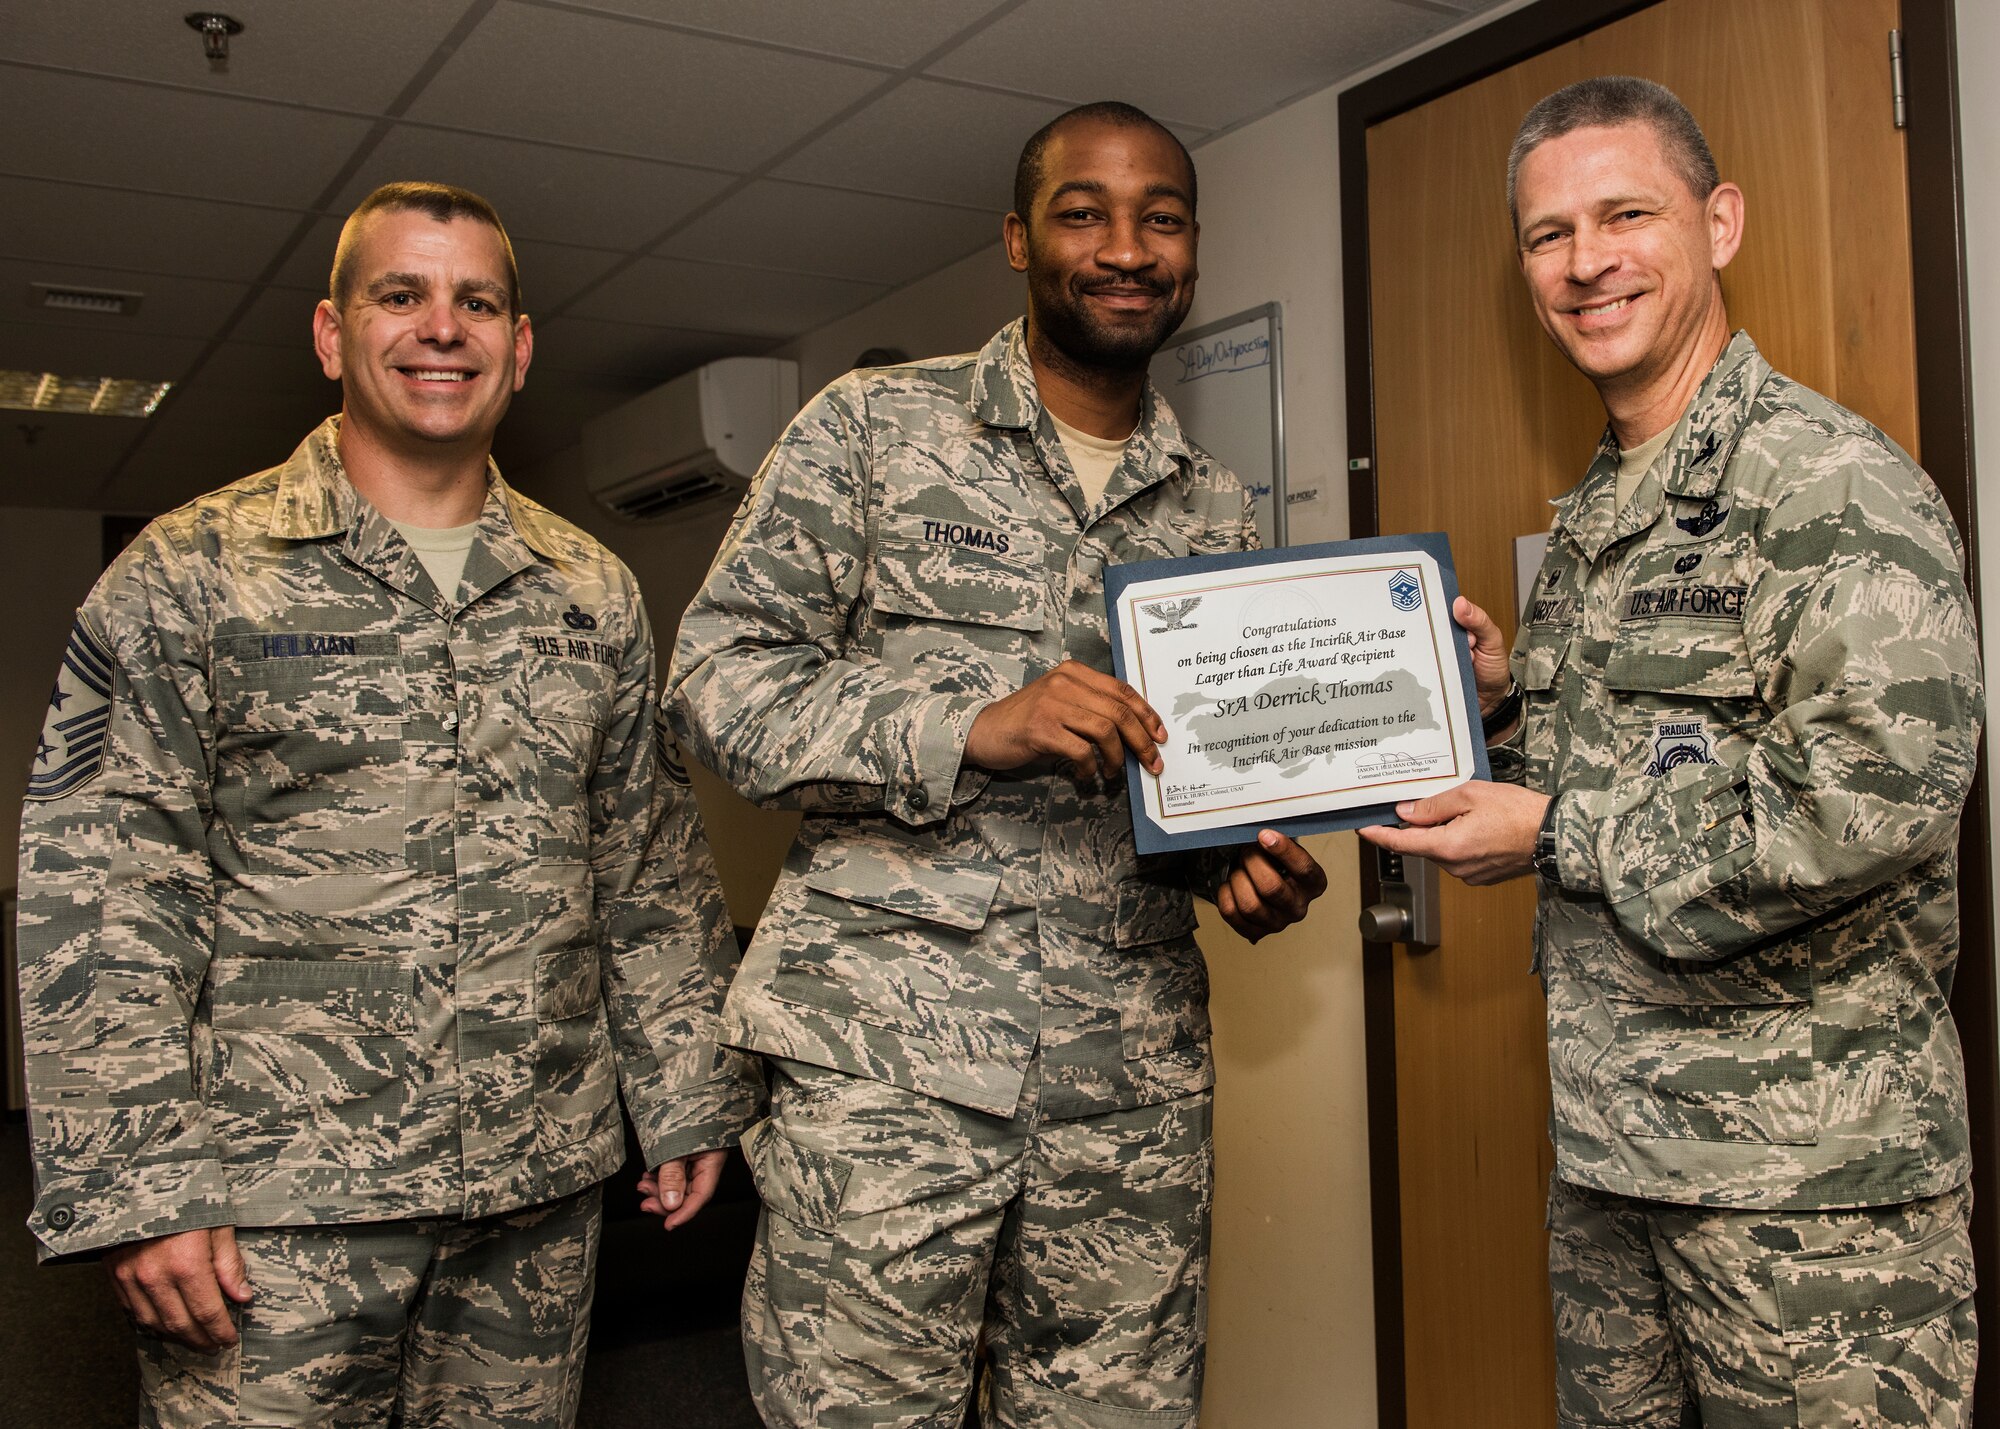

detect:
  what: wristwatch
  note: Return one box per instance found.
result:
[1481,680,1523,740]
[1532,796,1562,884]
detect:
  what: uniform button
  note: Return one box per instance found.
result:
[441,710,460,732]
[908,786,929,811]
[46,1204,74,1230]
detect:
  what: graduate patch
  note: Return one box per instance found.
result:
[1645,719,1715,776]
[27,618,115,801]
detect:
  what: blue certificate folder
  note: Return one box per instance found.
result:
[1105,531,1492,855]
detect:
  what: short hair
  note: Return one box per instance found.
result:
[329,181,522,314]
[1506,77,1720,233]
[1012,101,1197,225]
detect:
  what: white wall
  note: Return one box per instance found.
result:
[1962,0,2000,980]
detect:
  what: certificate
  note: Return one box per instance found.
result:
[1106,532,1489,853]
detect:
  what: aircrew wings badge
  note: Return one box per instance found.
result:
[27,617,115,801]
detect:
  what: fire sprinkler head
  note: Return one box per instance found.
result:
[184,12,244,64]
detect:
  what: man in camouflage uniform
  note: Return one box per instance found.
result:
[17,182,759,1427]
[1366,79,1982,1424]
[669,103,1327,1428]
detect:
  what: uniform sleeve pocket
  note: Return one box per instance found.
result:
[209,959,412,1036]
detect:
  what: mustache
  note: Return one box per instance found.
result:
[1074,274,1173,298]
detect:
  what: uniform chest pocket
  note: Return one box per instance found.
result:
[1514,621,1572,787]
[212,633,406,734]
[870,534,1046,699]
[1606,622,1764,777]
[210,635,408,874]
[518,649,618,863]
[520,646,618,730]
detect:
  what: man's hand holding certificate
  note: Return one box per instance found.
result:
[962,657,1327,942]
[1106,533,1489,853]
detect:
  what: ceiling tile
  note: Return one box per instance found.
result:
[529,315,771,382]
[569,257,884,337]
[659,180,1002,286]
[549,0,1005,67]
[190,339,337,398]
[227,285,325,350]
[405,2,886,172]
[0,319,208,383]
[0,414,147,510]
[328,125,736,250]
[2,0,482,112]
[0,261,249,342]
[262,215,350,295]
[510,240,631,315]
[0,178,303,281]
[775,79,1067,209]
[0,69,376,209]
[157,368,334,437]
[927,0,1445,131]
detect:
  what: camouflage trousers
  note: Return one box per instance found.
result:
[1549,1176,1976,1427]
[136,1184,602,1428]
[742,1057,1212,1429]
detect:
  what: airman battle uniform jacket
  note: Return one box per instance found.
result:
[669,320,1256,1120]
[1496,333,1983,1210]
[19,418,758,1260]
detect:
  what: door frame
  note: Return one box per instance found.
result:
[1336,2,1993,1424]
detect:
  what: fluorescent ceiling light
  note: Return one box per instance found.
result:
[0,370,173,417]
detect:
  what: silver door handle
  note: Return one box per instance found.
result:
[1360,847,1440,950]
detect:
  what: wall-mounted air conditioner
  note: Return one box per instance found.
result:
[582,356,800,521]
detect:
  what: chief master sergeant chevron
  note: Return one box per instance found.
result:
[1364,79,1984,1424]
[669,102,1327,1428]
[17,182,759,1428]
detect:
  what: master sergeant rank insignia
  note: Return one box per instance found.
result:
[28,617,115,801]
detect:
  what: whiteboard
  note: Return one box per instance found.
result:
[1149,303,1287,546]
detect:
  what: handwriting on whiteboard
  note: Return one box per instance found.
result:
[1173,332,1271,384]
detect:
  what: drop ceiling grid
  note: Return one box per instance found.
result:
[0,0,1497,512]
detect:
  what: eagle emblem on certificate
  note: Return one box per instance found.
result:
[1140,596,1203,632]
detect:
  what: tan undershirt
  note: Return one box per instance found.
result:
[1615,423,1676,511]
[1050,411,1134,510]
[390,519,478,600]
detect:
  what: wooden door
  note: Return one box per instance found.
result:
[1364,1,1916,1423]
